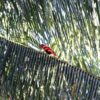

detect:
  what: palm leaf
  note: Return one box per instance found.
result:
[0,37,100,99]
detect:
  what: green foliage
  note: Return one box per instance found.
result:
[0,0,100,76]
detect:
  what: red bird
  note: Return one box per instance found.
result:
[39,44,57,58]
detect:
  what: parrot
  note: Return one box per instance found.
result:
[39,44,58,58]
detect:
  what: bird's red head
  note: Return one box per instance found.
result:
[39,44,46,48]
[39,44,48,49]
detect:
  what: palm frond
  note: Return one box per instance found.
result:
[0,37,100,99]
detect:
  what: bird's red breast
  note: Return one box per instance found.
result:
[39,44,57,58]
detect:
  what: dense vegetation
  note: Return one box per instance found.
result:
[0,0,100,99]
